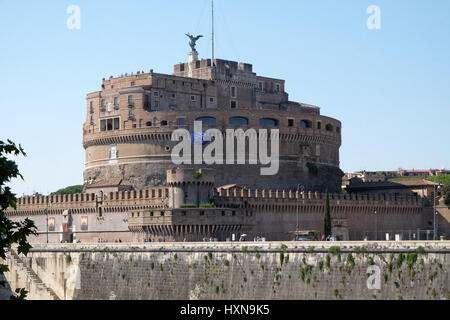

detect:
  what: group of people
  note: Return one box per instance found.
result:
[96,238,123,243]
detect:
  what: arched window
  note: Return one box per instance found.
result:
[146,121,152,127]
[300,120,312,128]
[259,118,278,126]
[229,117,248,126]
[195,117,216,126]
[326,124,333,131]
[161,120,168,126]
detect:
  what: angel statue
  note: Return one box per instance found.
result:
[185,33,203,52]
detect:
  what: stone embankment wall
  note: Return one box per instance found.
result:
[2,241,449,300]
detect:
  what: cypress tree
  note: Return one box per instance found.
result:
[324,190,331,237]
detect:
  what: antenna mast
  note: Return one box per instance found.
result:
[211,0,215,64]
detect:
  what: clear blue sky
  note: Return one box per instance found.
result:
[1,0,449,196]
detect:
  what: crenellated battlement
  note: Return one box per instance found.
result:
[215,188,421,205]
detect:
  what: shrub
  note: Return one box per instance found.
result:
[328,246,340,254]
[179,203,196,208]
[416,246,425,254]
[223,259,230,267]
[199,202,216,208]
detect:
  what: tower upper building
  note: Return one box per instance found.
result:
[83,54,342,192]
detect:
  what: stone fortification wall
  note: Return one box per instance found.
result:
[2,242,449,300]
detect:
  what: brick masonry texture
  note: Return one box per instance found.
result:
[3,242,449,300]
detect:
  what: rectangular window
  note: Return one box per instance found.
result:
[171,93,176,99]
[154,91,159,97]
[144,95,149,109]
[231,86,236,98]
[209,97,214,103]
[114,97,119,108]
[128,95,133,105]
[191,95,196,101]
[177,118,185,126]
[100,117,120,132]
[288,119,294,127]
[100,119,106,131]
[258,82,263,90]
[131,81,135,87]
[276,83,281,92]
[317,122,322,130]
[90,101,94,113]
[230,100,237,108]
[101,99,106,111]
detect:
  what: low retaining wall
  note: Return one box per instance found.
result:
[3,241,450,300]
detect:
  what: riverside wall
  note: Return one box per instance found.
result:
[2,241,449,300]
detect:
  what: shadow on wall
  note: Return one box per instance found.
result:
[0,274,13,300]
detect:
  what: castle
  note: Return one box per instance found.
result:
[5,51,442,242]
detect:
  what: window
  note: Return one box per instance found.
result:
[300,120,312,128]
[109,145,118,159]
[177,118,185,126]
[128,95,133,105]
[288,119,294,127]
[231,86,236,98]
[101,99,106,111]
[209,97,214,103]
[196,117,216,126]
[146,121,152,127]
[114,118,119,130]
[90,101,94,113]
[276,83,281,92]
[90,115,94,124]
[336,127,341,134]
[258,81,263,90]
[131,81,135,87]
[191,95,196,101]
[317,122,322,130]
[153,91,159,97]
[259,118,278,126]
[200,211,204,216]
[171,93,176,99]
[229,117,248,126]
[144,95,149,110]
[326,124,333,132]
[114,97,119,108]
[230,100,237,108]
[128,109,134,119]
[161,120,168,126]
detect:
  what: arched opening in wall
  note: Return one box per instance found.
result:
[300,120,312,128]
[259,118,278,126]
[229,117,248,126]
[326,124,333,132]
[196,117,216,126]
[146,121,152,127]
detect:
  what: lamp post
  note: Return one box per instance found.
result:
[374,210,377,241]
[433,182,441,240]
[296,184,304,239]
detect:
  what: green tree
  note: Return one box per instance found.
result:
[324,190,331,237]
[0,140,37,299]
[50,185,83,195]
[443,184,450,206]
